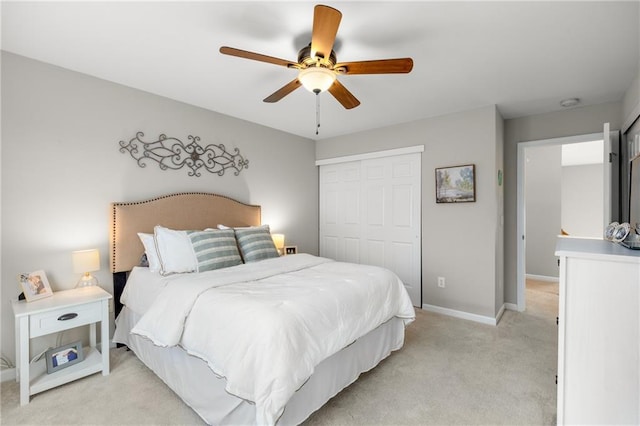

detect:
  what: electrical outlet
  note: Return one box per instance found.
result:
[437,276,446,288]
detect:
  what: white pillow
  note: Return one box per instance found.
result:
[154,225,197,275]
[137,233,161,273]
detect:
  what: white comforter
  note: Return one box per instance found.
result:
[131,254,415,425]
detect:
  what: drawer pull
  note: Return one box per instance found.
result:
[57,313,78,321]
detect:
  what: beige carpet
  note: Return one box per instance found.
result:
[1,282,558,425]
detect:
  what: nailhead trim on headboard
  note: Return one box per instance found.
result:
[110,192,261,273]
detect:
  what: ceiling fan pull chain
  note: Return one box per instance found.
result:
[315,90,321,135]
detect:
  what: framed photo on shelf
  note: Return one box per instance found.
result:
[284,246,298,255]
[435,164,476,203]
[46,341,84,374]
[17,270,53,302]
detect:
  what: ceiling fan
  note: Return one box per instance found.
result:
[219,4,413,110]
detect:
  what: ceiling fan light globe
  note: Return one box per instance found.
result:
[298,67,336,93]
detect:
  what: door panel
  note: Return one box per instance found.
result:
[392,185,413,227]
[344,237,360,264]
[322,236,338,260]
[366,239,385,266]
[391,241,413,283]
[319,153,422,306]
[367,186,385,226]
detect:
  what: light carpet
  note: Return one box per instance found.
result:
[1,282,557,425]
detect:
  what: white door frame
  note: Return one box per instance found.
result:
[516,132,604,311]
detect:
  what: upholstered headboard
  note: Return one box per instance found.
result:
[109,192,261,315]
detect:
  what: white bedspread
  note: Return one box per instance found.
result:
[131,254,415,425]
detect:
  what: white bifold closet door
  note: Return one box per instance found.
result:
[319,152,421,307]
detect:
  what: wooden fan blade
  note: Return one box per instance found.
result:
[263,79,302,103]
[328,79,360,109]
[311,5,342,62]
[220,46,298,68]
[335,58,414,75]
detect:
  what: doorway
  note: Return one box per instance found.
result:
[516,132,608,311]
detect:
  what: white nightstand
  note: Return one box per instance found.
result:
[11,286,112,405]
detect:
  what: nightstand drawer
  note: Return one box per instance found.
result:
[29,301,102,338]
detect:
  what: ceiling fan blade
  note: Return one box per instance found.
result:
[328,79,360,109]
[220,46,298,68]
[335,58,414,75]
[310,5,342,62]
[263,79,302,103]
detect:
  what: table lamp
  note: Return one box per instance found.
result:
[72,249,100,287]
[271,234,285,255]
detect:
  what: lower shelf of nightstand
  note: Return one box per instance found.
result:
[29,346,103,395]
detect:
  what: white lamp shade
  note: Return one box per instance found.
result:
[271,234,285,250]
[72,249,100,274]
[298,67,336,93]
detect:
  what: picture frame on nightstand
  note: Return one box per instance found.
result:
[17,270,53,302]
[45,341,84,374]
[284,246,298,255]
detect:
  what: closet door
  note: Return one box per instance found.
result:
[319,153,421,306]
[319,161,362,264]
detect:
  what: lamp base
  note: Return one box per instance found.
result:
[76,274,98,288]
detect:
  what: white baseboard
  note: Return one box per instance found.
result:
[422,303,503,326]
[526,274,559,283]
[1,368,16,383]
[505,302,520,312]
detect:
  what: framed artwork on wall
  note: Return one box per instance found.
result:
[435,164,476,203]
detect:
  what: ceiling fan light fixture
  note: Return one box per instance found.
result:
[298,66,336,93]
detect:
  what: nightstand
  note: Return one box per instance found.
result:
[11,286,112,405]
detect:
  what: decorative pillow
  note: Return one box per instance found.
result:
[188,229,242,272]
[234,225,280,263]
[137,232,161,273]
[153,225,197,275]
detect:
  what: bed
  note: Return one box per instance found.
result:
[110,192,415,425]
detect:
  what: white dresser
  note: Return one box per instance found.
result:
[555,237,640,424]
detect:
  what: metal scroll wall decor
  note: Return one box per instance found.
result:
[119,132,249,177]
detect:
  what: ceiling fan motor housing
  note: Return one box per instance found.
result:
[298,43,337,69]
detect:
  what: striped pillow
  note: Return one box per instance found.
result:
[188,229,242,272]
[234,225,279,263]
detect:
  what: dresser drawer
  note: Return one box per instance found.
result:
[29,301,102,338]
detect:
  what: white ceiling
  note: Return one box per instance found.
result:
[2,1,639,140]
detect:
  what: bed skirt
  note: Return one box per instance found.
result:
[114,307,406,425]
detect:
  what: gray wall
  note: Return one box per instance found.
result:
[525,145,562,278]
[562,164,604,238]
[503,101,623,304]
[317,105,504,319]
[1,52,319,362]
[623,68,640,128]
